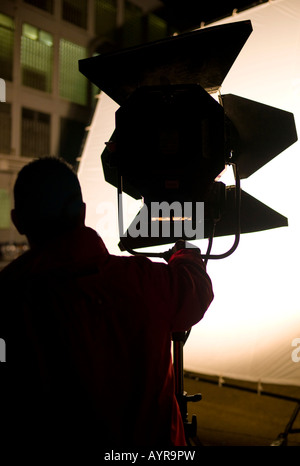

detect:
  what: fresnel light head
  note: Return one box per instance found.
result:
[115,84,225,202]
[79,21,297,260]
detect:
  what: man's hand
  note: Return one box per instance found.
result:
[163,239,200,262]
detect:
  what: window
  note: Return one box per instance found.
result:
[0,103,11,154]
[21,23,53,92]
[147,13,167,43]
[59,39,87,105]
[59,117,86,168]
[123,1,144,47]
[0,188,10,229]
[62,0,87,29]
[24,0,54,14]
[0,13,14,81]
[21,108,51,158]
[95,0,117,39]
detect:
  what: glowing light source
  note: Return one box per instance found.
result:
[78,0,300,386]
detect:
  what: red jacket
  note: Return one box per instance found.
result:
[0,226,213,447]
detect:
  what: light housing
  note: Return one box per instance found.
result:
[79,20,297,255]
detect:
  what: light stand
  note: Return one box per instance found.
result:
[271,402,300,446]
[172,331,202,445]
[115,163,241,445]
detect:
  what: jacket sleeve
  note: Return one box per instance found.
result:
[166,248,214,332]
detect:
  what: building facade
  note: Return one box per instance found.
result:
[0,0,167,266]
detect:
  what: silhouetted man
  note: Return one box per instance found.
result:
[0,157,213,448]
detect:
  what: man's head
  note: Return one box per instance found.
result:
[11,157,85,246]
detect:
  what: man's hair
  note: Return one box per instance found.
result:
[14,157,84,242]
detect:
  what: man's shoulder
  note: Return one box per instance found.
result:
[0,250,33,283]
[107,251,165,270]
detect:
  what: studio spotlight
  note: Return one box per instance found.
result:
[79,21,297,259]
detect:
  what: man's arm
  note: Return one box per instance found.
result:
[166,241,214,332]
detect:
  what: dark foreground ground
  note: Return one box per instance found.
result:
[183,372,300,447]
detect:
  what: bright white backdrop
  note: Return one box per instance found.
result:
[78,0,300,386]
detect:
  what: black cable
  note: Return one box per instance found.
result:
[202,163,241,261]
[203,221,216,265]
